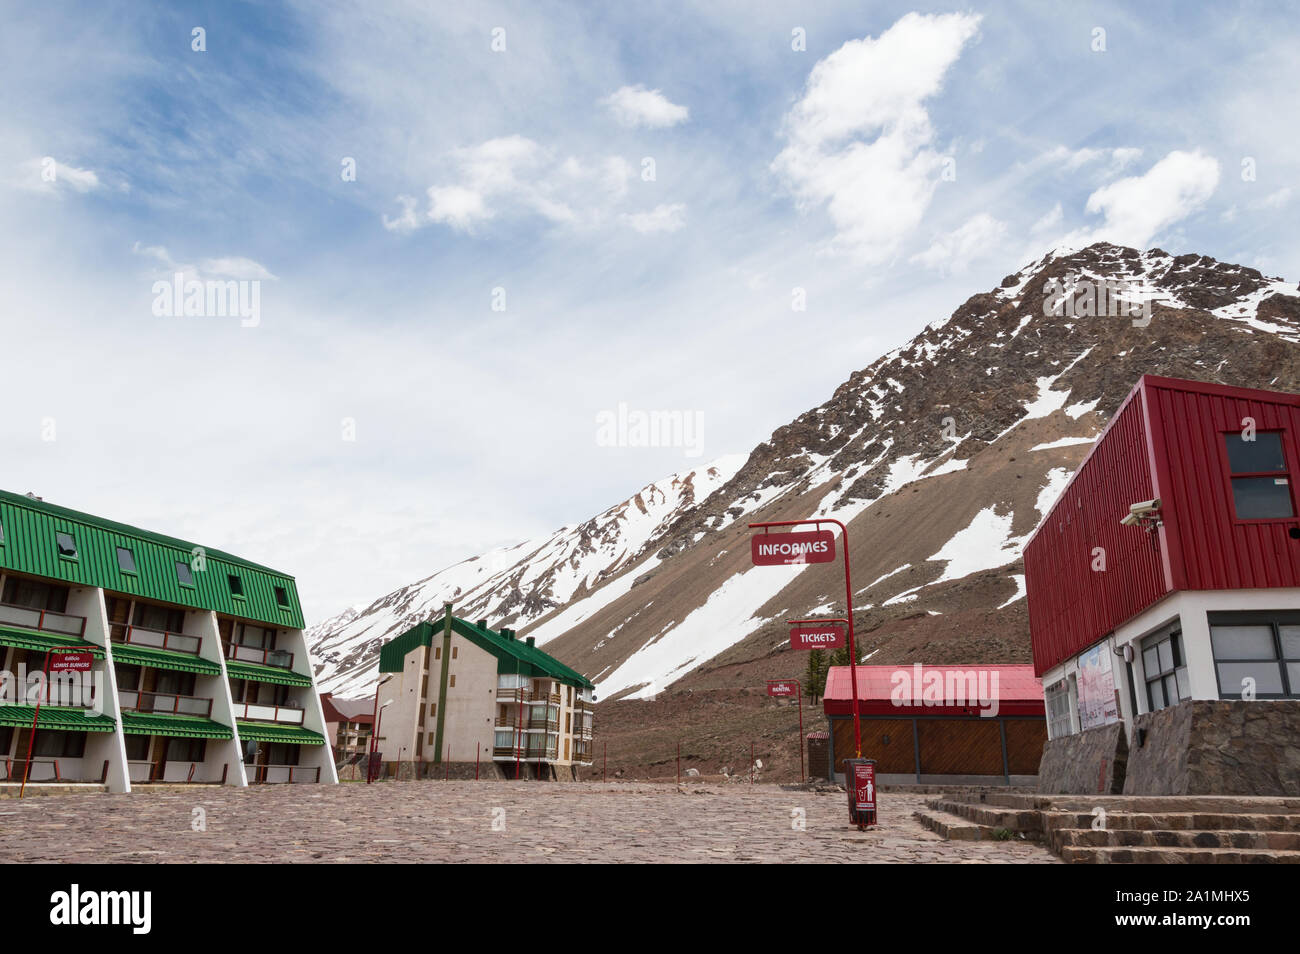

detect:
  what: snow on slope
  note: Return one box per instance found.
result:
[310,455,746,696]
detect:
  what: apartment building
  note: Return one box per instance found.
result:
[320,691,373,765]
[375,609,595,779]
[0,489,336,791]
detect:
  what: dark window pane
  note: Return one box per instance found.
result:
[175,561,194,586]
[1280,625,1300,658]
[55,532,77,558]
[274,586,290,608]
[1217,662,1285,696]
[116,547,136,573]
[1225,431,1286,474]
[1230,477,1294,519]
[228,575,243,596]
[123,735,150,760]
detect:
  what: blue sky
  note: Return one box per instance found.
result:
[3,1,1297,621]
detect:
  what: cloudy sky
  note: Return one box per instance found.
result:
[2,1,1296,622]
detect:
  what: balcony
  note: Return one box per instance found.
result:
[119,689,214,718]
[247,764,320,784]
[528,718,560,732]
[524,745,558,761]
[111,623,201,656]
[225,642,294,670]
[231,701,305,725]
[0,602,86,638]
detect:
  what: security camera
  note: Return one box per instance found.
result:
[1129,498,1161,516]
[1119,513,1139,527]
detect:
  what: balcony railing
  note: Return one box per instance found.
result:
[528,718,560,732]
[573,748,594,764]
[225,643,294,670]
[112,623,201,656]
[119,689,214,718]
[247,764,320,784]
[232,701,305,725]
[0,602,86,638]
[524,746,558,761]
[3,756,64,781]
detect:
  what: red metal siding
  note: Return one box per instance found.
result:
[1026,375,1300,676]
[1146,378,1300,592]
[1024,382,1169,675]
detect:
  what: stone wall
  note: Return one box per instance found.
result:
[1036,722,1127,794]
[1125,700,1300,796]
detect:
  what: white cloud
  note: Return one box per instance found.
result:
[13,156,99,196]
[910,213,1007,273]
[1031,203,1063,233]
[601,85,689,128]
[1054,149,1221,250]
[772,12,982,263]
[1044,145,1142,174]
[1260,186,1293,209]
[131,243,277,282]
[390,136,636,233]
[623,203,687,234]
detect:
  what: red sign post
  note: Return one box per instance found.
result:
[21,646,98,798]
[751,519,863,775]
[765,680,804,782]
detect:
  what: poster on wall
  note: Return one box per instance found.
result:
[1077,644,1119,730]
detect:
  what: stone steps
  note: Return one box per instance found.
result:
[923,793,1300,863]
[926,798,1043,834]
[1059,845,1300,864]
[1051,827,1300,851]
[913,807,1023,842]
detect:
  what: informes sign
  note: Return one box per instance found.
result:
[1077,644,1119,730]
[766,679,799,698]
[750,529,836,566]
[789,624,846,651]
[49,652,93,673]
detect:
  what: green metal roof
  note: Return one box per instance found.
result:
[235,721,325,744]
[0,626,106,657]
[120,712,232,739]
[0,704,116,731]
[110,643,222,676]
[378,616,594,689]
[224,659,313,687]
[0,490,304,628]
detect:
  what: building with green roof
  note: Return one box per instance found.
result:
[374,607,595,779]
[0,489,335,792]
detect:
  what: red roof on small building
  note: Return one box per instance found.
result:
[822,664,1044,717]
[319,692,374,724]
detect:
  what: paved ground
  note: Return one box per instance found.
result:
[0,781,1059,863]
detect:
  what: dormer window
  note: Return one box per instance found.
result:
[176,561,195,587]
[1225,431,1294,520]
[55,532,78,559]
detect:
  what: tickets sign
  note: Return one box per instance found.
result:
[766,679,799,698]
[789,624,846,651]
[750,530,836,566]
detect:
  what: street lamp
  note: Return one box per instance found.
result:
[366,674,393,784]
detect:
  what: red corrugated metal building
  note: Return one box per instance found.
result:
[1024,374,1300,745]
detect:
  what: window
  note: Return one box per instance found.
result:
[1142,627,1189,712]
[175,561,195,587]
[116,547,136,574]
[0,516,5,545]
[55,532,77,559]
[227,574,244,598]
[274,586,290,609]
[165,738,206,762]
[31,730,86,759]
[449,674,456,688]
[123,734,150,761]
[1210,612,1300,699]
[451,646,458,659]
[1224,431,1294,519]
[2,577,69,613]
[1045,681,1073,738]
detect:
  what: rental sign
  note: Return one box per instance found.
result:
[789,624,846,651]
[750,529,836,566]
[766,679,799,698]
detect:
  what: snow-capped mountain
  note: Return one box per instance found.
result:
[311,243,1300,702]
[309,456,746,696]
